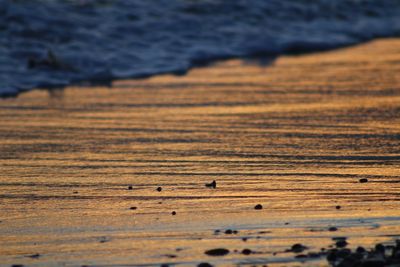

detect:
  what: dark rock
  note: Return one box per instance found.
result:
[27,253,40,258]
[254,204,263,210]
[130,206,137,210]
[337,248,351,258]
[205,248,230,256]
[128,185,133,190]
[242,248,252,255]
[172,211,176,215]
[160,264,169,267]
[356,246,366,253]
[242,237,248,242]
[225,229,233,234]
[375,243,385,254]
[329,227,338,232]
[327,250,337,262]
[164,254,177,258]
[336,240,348,248]
[336,205,341,210]
[359,178,368,183]
[205,180,216,188]
[157,187,162,192]
[291,243,308,253]
[198,263,214,267]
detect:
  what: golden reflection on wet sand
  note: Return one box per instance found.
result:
[0,39,400,266]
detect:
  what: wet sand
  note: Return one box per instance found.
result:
[1,39,400,266]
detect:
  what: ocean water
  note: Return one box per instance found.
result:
[1,0,400,96]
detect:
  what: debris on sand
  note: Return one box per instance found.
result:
[129,207,137,210]
[359,178,368,183]
[157,187,162,192]
[254,204,263,210]
[336,205,341,210]
[171,211,176,215]
[128,185,133,190]
[205,180,217,188]
[205,248,230,256]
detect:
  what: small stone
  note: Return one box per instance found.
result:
[172,211,176,215]
[225,229,233,234]
[205,248,230,256]
[329,227,338,232]
[198,263,213,267]
[336,240,348,248]
[242,237,248,242]
[205,180,216,188]
[130,206,137,210]
[128,185,133,190]
[336,205,341,210]
[291,244,308,253]
[242,248,252,255]
[359,178,368,183]
[356,246,366,253]
[157,187,162,192]
[27,254,40,258]
[254,204,263,210]
[375,243,385,253]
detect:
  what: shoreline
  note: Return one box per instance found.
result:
[1,38,400,266]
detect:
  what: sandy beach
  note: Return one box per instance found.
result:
[1,38,400,266]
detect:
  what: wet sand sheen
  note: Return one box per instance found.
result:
[1,39,400,266]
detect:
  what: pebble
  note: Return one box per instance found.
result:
[336,205,341,210]
[336,240,348,248]
[359,178,368,183]
[328,227,338,232]
[130,206,137,210]
[157,187,162,192]
[290,243,308,253]
[27,254,40,258]
[254,204,263,210]
[128,185,133,190]
[198,263,213,267]
[205,180,216,188]
[204,248,230,256]
[172,211,176,215]
[242,248,252,255]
